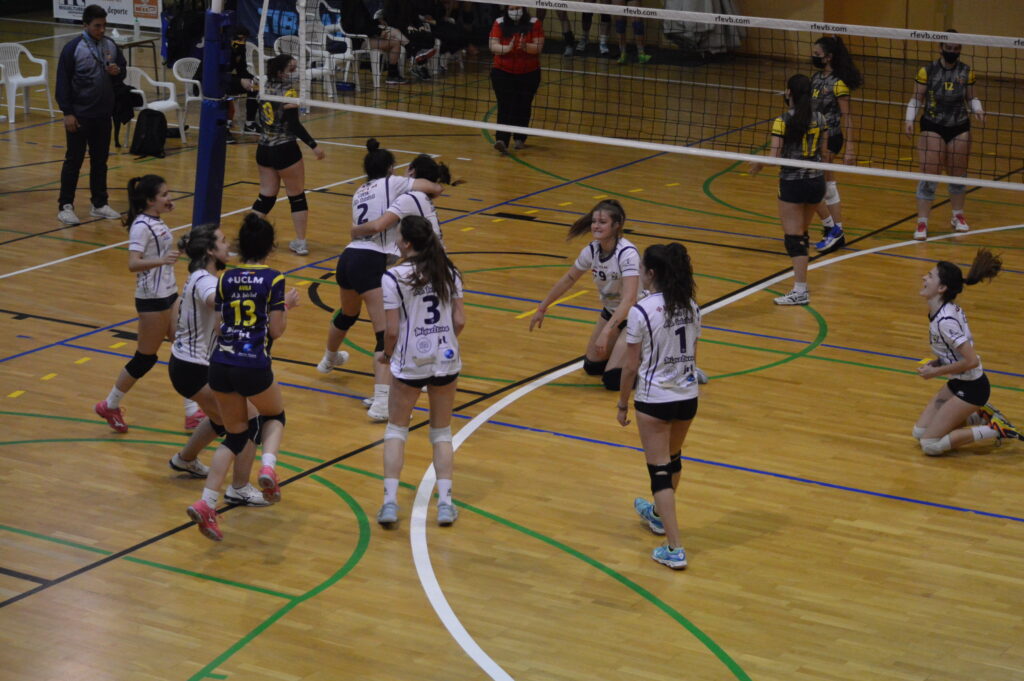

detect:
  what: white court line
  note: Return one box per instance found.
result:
[0,160,419,280]
[409,221,1024,681]
[18,31,78,44]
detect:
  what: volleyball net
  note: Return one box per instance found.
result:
[255,0,1024,191]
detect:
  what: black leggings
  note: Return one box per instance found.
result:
[490,68,541,145]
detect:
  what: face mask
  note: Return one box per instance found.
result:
[782,93,790,106]
[507,9,523,21]
[811,55,825,69]
[941,50,959,64]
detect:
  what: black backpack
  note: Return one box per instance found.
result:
[130,109,168,158]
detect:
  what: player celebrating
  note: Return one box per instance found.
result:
[187,214,299,541]
[617,243,701,570]
[904,32,985,239]
[316,139,442,422]
[530,199,639,388]
[376,216,465,528]
[912,249,1022,455]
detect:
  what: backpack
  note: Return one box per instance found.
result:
[130,109,168,158]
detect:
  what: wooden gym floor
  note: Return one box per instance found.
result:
[1,15,1023,681]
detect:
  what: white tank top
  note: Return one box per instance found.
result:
[626,293,702,404]
[171,269,219,365]
[348,175,413,255]
[382,262,463,380]
[128,214,178,299]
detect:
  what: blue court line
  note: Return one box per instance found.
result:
[0,119,60,135]
[52,341,1024,524]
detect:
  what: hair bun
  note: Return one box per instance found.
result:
[366,138,380,152]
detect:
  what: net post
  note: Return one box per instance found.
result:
[191,8,233,228]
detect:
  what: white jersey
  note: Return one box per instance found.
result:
[573,237,640,313]
[626,293,702,404]
[348,175,413,255]
[386,190,444,245]
[128,214,178,299]
[382,262,463,380]
[171,269,219,365]
[928,301,983,381]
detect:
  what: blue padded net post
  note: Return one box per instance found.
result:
[191,9,233,228]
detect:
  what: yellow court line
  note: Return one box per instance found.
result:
[492,218,505,223]
[293,280,311,287]
[628,188,644,193]
[524,209,538,214]
[558,201,572,206]
[514,289,588,319]
[74,357,91,364]
[8,391,25,398]
[665,182,680,187]
[461,227,475,232]
[41,373,57,381]
[109,342,126,349]
[592,194,607,199]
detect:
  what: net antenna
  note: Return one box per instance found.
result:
[260,0,1024,192]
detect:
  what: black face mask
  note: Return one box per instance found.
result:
[941,50,960,64]
[811,55,826,69]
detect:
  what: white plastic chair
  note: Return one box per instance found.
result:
[0,43,54,123]
[125,66,187,144]
[274,34,335,99]
[315,1,383,89]
[172,57,201,133]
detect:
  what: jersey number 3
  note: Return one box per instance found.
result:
[230,299,258,327]
[423,294,440,325]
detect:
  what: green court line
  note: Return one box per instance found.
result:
[0,227,109,248]
[1,413,749,681]
[700,145,775,221]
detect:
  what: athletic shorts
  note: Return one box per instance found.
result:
[634,397,698,422]
[920,118,970,144]
[256,141,302,170]
[827,131,844,155]
[208,360,275,397]
[778,176,826,204]
[336,247,388,294]
[135,292,177,313]
[600,307,628,331]
[168,355,209,399]
[946,374,990,407]
[395,372,459,389]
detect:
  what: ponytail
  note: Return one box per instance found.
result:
[643,243,696,320]
[178,223,223,273]
[408,154,454,185]
[936,248,1002,302]
[363,138,395,180]
[399,216,458,304]
[815,36,862,90]
[567,199,626,240]
[123,174,166,228]
[784,74,813,147]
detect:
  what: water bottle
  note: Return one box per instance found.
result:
[133,15,141,40]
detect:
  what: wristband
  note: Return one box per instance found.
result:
[904,98,920,122]
[971,97,984,114]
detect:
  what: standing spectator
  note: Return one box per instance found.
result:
[488,5,544,154]
[55,4,126,225]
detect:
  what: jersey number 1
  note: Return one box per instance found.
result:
[230,299,257,327]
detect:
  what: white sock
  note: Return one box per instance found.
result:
[599,36,608,47]
[184,398,200,417]
[912,425,926,439]
[953,209,965,218]
[972,426,998,442]
[261,452,277,468]
[918,217,929,226]
[383,478,399,504]
[793,282,808,294]
[106,387,125,409]
[374,383,390,402]
[202,487,219,508]
[821,216,835,228]
[436,479,452,506]
[834,222,843,230]
[966,412,984,426]
[171,452,187,467]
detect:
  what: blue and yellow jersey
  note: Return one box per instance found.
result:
[212,265,286,368]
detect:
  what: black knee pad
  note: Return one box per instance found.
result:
[261,411,286,427]
[614,18,626,34]
[600,13,611,23]
[784,233,809,257]
[287,193,308,213]
[583,358,608,376]
[375,330,385,352]
[125,352,158,379]
[332,310,358,331]
[632,20,645,35]
[223,430,249,455]
[248,416,262,445]
[669,452,682,474]
[647,462,674,494]
[210,419,227,437]
[601,368,622,391]
[252,193,277,214]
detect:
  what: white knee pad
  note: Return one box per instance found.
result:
[912,425,926,440]
[428,426,453,444]
[916,181,937,201]
[384,423,409,442]
[824,181,840,205]
[920,435,951,456]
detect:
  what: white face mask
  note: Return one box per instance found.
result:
[507,8,523,21]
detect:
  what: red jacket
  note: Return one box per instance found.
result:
[490,17,543,74]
